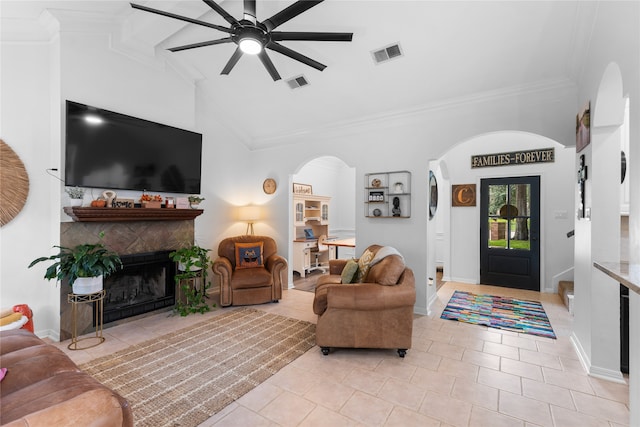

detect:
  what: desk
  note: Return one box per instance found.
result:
[293,238,337,278]
[324,238,356,259]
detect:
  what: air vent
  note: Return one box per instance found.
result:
[372,43,403,64]
[286,75,309,89]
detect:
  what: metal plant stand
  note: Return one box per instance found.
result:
[67,290,106,350]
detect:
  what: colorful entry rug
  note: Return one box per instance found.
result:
[80,308,316,427]
[441,291,556,339]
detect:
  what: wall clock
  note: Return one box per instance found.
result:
[263,178,277,194]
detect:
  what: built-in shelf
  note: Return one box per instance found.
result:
[63,207,203,222]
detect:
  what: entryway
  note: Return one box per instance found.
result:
[480,176,540,291]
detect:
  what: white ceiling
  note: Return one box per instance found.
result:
[2,1,591,149]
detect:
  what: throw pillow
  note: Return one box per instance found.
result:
[235,241,264,269]
[355,248,376,282]
[341,259,359,284]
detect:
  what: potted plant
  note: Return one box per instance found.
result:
[188,195,205,209]
[65,186,85,207]
[28,232,122,295]
[169,244,213,316]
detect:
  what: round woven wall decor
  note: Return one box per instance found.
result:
[1,139,30,226]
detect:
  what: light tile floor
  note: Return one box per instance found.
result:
[54,282,630,427]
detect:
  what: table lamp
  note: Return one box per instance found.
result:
[238,205,260,235]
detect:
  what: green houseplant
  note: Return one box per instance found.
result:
[28,232,122,294]
[169,244,213,316]
[65,186,85,207]
[188,195,205,209]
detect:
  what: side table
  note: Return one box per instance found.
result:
[67,290,106,350]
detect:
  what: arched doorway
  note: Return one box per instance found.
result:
[288,156,356,287]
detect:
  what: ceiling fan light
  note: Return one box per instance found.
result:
[239,38,262,55]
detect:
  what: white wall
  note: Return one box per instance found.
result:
[0,15,198,339]
[1,40,61,339]
[438,132,575,291]
[570,1,640,395]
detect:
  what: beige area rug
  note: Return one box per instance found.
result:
[80,308,316,427]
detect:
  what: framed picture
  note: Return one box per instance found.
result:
[576,101,590,153]
[452,184,476,207]
[293,183,312,195]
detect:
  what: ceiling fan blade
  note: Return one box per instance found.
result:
[221,48,244,75]
[267,42,326,71]
[258,51,282,81]
[271,31,353,42]
[168,37,233,52]
[263,0,323,32]
[130,3,232,34]
[244,0,257,23]
[202,0,239,26]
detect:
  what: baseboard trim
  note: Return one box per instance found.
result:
[589,366,627,384]
[571,332,626,384]
[570,332,591,373]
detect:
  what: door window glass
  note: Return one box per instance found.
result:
[486,183,531,250]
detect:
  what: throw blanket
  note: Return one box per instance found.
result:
[368,246,404,268]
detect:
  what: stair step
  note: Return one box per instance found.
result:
[558,280,574,314]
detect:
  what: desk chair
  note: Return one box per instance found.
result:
[308,235,329,274]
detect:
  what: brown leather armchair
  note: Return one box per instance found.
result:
[213,235,287,307]
[313,245,416,357]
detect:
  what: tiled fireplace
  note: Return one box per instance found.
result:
[59,219,194,340]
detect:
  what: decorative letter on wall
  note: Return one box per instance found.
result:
[452,184,476,207]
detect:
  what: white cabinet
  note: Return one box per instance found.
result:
[294,200,305,226]
[292,194,333,277]
[320,201,330,225]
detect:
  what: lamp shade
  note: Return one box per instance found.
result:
[239,38,262,55]
[238,205,260,221]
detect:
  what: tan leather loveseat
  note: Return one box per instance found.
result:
[313,244,416,357]
[213,235,287,307]
[0,329,132,426]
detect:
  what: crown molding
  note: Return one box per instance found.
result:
[248,77,577,151]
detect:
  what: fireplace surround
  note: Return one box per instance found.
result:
[59,219,194,340]
[103,250,176,324]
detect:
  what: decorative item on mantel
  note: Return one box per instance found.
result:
[65,186,85,207]
[141,194,163,208]
[188,195,205,209]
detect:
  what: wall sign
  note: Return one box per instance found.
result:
[471,148,555,168]
[452,184,476,207]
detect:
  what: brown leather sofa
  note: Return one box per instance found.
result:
[213,235,287,307]
[313,245,416,357]
[0,329,132,426]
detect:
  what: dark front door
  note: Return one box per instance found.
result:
[480,176,540,291]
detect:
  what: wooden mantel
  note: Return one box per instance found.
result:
[63,207,204,222]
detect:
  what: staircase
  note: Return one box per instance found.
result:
[558,280,574,314]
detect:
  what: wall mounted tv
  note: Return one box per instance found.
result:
[65,100,202,194]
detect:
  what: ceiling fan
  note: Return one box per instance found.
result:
[130,0,353,81]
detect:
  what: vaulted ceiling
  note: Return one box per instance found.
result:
[2,1,593,149]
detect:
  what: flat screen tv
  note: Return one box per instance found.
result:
[65,100,202,194]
